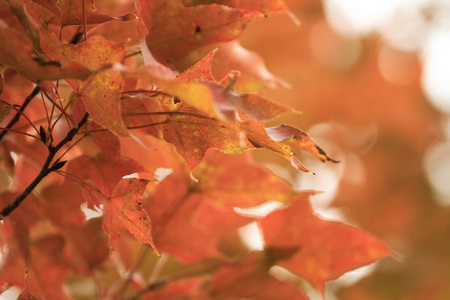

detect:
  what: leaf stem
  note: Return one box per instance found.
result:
[0,86,41,141]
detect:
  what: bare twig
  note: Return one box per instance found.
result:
[0,86,41,141]
[0,113,89,218]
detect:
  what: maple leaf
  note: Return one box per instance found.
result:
[31,0,136,26]
[139,0,260,69]
[147,175,252,262]
[65,154,145,208]
[260,192,391,293]
[103,178,158,254]
[193,150,294,208]
[40,30,128,136]
[62,218,109,274]
[265,124,339,163]
[182,0,289,14]
[40,181,86,227]
[0,25,91,82]
[204,81,297,121]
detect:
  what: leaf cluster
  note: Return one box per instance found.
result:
[0,0,389,299]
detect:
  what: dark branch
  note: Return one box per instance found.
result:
[0,113,89,218]
[0,86,41,141]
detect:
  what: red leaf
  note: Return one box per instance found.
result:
[148,177,251,262]
[66,154,145,208]
[260,193,391,293]
[103,178,158,254]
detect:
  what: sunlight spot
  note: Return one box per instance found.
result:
[0,287,21,300]
[334,262,378,287]
[324,0,397,36]
[423,141,450,205]
[154,168,173,181]
[238,221,264,251]
[295,161,341,209]
[422,26,450,114]
[234,201,285,218]
[80,202,102,220]
[122,172,140,179]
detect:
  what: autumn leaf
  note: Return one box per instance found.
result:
[40,30,128,136]
[204,81,298,121]
[62,218,109,275]
[139,0,260,69]
[266,124,339,163]
[193,150,294,208]
[31,0,136,26]
[161,106,253,170]
[65,154,145,208]
[146,174,252,262]
[103,178,158,254]
[182,0,289,14]
[0,25,91,82]
[260,192,391,293]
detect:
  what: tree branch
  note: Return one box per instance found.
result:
[0,113,89,218]
[0,86,41,141]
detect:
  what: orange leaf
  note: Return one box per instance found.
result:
[66,154,145,208]
[183,0,289,14]
[31,0,136,26]
[0,26,91,82]
[260,193,391,293]
[139,0,260,69]
[205,81,298,121]
[162,106,253,170]
[41,31,128,136]
[193,150,293,208]
[103,178,158,254]
[266,124,339,163]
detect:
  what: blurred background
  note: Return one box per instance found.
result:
[233,0,450,299]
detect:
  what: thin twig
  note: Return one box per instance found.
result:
[0,86,41,141]
[0,127,39,140]
[0,113,90,218]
